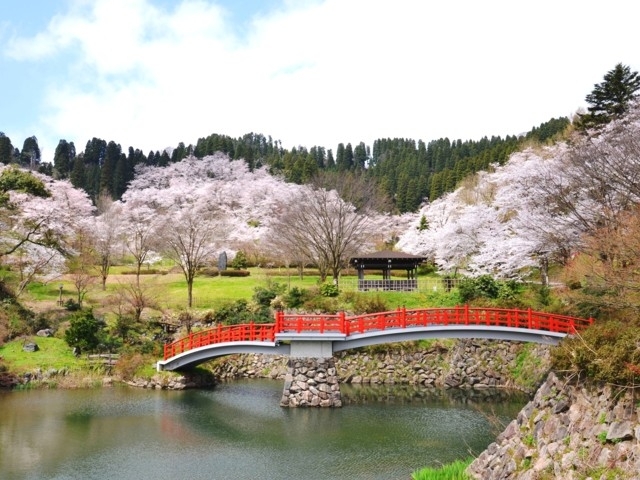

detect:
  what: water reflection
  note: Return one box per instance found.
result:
[0,381,527,480]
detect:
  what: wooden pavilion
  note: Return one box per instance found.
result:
[349,250,428,291]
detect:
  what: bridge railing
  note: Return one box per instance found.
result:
[163,322,277,359]
[361,307,592,334]
[276,306,594,336]
[275,311,345,334]
[163,307,593,360]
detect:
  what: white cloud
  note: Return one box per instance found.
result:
[7,0,640,161]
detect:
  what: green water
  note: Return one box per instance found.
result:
[0,380,527,479]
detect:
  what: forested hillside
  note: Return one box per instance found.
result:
[1,117,569,212]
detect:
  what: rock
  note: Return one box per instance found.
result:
[36,329,54,337]
[23,342,39,352]
[607,421,634,442]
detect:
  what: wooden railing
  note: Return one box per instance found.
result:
[163,307,594,360]
[163,322,276,359]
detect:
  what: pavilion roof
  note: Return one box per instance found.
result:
[349,250,427,269]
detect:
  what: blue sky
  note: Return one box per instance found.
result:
[1,0,639,163]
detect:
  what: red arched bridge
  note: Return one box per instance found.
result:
[157,306,593,371]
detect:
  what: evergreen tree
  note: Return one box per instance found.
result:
[100,141,121,197]
[158,150,170,167]
[20,136,41,169]
[171,142,188,163]
[70,156,86,190]
[326,149,335,169]
[344,143,354,170]
[336,143,345,170]
[53,139,76,179]
[354,141,368,168]
[0,133,14,165]
[113,153,129,199]
[83,138,107,165]
[578,63,640,130]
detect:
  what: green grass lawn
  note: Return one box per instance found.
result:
[22,267,459,317]
[0,336,81,373]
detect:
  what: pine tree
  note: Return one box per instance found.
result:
[344,143,354,170]
[0,133,14,165]
[20,136,41,169]
[578,63,640,130]
[70,156,86,190]
[336,143,345,170]
[53,140,76,179]
[354,141,368,168]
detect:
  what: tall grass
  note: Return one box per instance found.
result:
[411,458,473,480]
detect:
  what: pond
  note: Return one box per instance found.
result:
[0,380,528,479]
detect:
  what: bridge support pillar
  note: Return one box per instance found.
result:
[280,357,342,408]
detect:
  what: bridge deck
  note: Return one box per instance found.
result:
[158,306,593,371]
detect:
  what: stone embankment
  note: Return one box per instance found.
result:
[209,339,550,393]
[468,372,640,479]
[126,371,216,390]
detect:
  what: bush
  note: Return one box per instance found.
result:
[230,250,249,269]
[219,270,250,277]
[198,267,219,277]
[213,299,272,325]
[352,294,389,314]
[64,298,81,311]
[64,310,105,353]
[457,275,522,303]
[253,283,286,307]
[551,320,640,385]
[319,283,339,297]
[283,287,309,309]
[114,353,146,381]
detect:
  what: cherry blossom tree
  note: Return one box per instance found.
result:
[116,197,164,286]
[1,166,94,296]
[93,194,123,290]
[3,244,65,297]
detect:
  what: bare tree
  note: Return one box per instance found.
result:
[162,206,228,308]
[66,228,97,308]
[110,279,159,324]
[270,172,388,285]
[564,206,640,317]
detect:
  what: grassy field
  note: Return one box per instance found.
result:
[22,267,458,317]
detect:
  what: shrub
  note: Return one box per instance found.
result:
[230,250,248,269]
[64,310,104,353]
[198,267,219,277]
[219,270,250,277]
[302,295,340,314]
[213,299,272,325]
[121,268,164,275]
[352,294,389,314]
[114,353,146,381]
[457,275,521,303]
[64,298,81,311]
[283,287,309,309]
[551,320,640,385]
[319,283,339,297]
[253,283,286,307]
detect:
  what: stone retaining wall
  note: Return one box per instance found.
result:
[208,339,551,393]
[468,372,640,479]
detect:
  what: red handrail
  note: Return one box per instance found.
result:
[163,307,594,359]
